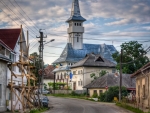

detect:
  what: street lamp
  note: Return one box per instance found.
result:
[44,39,55,45]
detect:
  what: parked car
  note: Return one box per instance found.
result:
[36,89,50,94]
[42,96,49,107]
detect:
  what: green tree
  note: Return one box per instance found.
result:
[99,70,107,77]
[112,41,149,74]
[100,86,127,102]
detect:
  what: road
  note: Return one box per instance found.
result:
[44,96,133,113]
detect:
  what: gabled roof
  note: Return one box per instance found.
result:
[53,43,117,64]
[84,73,135,89]
[39,65,55,79]
[71,53,116,68]
[0,28,21,50]
[0,39,13,52]
[131,62,150,78]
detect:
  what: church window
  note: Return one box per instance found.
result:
[80,23,81,26]
[77,37,79,42]
[75,23,76,26]
[77,23,78,26]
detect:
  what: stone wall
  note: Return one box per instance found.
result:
[0,60,7,112]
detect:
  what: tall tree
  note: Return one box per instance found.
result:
[112,41,149,74]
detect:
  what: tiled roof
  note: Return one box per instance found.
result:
[131,62,150,78]
[53,43,117,64]
[53,65,70,73]
[84,73,135,89]
[0,28,21,50]
[39,65,55,79]
[71,53,116,68]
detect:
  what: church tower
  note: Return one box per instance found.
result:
[66,0,86,50]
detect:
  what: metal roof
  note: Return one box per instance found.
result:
[71,53,116,68]
[66,0,86,22]
[53,43,117,64]
[84,73,135,89]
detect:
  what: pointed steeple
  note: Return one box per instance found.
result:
[71,0,81,17]
[66,0,86,22]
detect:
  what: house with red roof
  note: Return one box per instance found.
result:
[0,28,27,111]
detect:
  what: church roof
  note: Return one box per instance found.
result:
[84,73,135,89]
[53,43,117,64]
[71,53,116,68]
[66,0,86,22]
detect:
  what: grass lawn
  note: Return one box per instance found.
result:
[30,108,49,113]
[116,102,150,113]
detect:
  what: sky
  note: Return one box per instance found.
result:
[0,0,150,64]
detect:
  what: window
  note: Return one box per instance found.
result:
[143,85,145,97]
[99,90,103,95]
[80,23,81,26]
[112,69,116,73]
[75,23,76,26]
[81,70,83,74]
[77,23,78,26]
[78,71,80,74]
[138,85,140,96]
[93,90,97,95]
[77,37,79,42]
[80,81,83,86]
[0,84,2,99]
[73,71,76,75]
[78,81,80,86]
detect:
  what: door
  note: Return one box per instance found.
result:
[73,82,76,90]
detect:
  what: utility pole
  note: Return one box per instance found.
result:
[37,30,47,94]
[119,49,123,102]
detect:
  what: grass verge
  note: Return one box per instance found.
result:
[30,107,49,113]
[116,102,147,113]
[46,94,87,99]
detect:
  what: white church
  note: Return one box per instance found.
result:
[52,0,117,92]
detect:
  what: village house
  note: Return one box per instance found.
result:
[0,39,12,112]
[70,53,116,92]
[52,0,117,91]
[0,28,27,111]
[84,73,135,97]
[131,62,150,109]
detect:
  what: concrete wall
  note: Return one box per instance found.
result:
[0,60,7,112]
[71,67,115,91]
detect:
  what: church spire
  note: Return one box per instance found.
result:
[71,0,81,17]
[66,0,86,22]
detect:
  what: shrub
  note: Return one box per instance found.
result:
[100,86,127,102]
[92,93,98,98]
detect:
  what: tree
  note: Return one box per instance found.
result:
[100,86,127,102]
[112,41,149,74]
[99,70,107,77]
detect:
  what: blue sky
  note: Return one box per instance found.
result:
[0,0,150,64]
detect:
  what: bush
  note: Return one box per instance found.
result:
[100,86,127,102]
[71,91,79,96]
[92,93,98,98]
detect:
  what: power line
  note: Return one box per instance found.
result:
[13,0,40,31]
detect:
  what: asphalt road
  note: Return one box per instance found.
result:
[44,96,133,113]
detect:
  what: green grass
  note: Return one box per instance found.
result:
[30,108,48,113]
[116,102,146,113]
